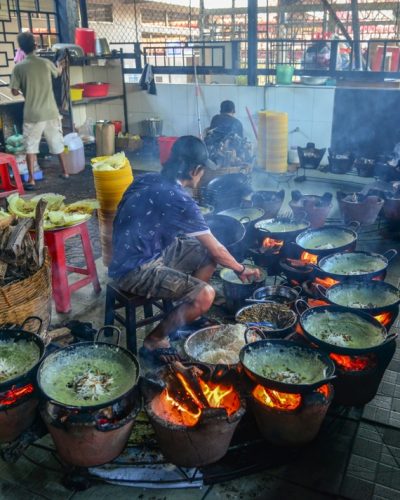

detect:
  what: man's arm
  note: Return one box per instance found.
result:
[11,89,20,96]
[10,66,21,95]
[196,232,243,273]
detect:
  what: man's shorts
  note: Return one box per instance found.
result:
[24,117,64,155]
[117,238,213,303]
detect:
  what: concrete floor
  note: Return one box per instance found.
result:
[1,155,400,499]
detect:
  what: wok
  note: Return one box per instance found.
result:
[316,281,400,316]
[239,339,336,393]
[0,317,45,392]
[205,214,246,262]
[235,302,297,338]
[295,222,359,258]
[251,285,302,307]
[296,301,397,355]
[254,217,310,244]
[316,249,397,282]
[37,327,140,410]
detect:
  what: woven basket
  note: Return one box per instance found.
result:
[97,209,115,267]
[0,251,52,334]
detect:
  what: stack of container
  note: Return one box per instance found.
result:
[257,111,288,173]
[92,155,134,266]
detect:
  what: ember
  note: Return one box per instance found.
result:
[0,383,34,406]
[262,237,284,253]
[314,276,339,288]
[252,385,301,411]
[374,311,393,327]
[300,251,318,265]
[308,298,329,307]
[330,353,377,372]
[316,384,331,398]
[153,372,241,427]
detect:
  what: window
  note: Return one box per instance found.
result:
[87,3,113,23]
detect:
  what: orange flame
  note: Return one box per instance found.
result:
[300,251,318,265]
[374,311,393,327]
[314,276,339,288]
[330,353,376,372]
[308,298,330,307]
[262,237,284,252]
[316,384,331,398]
[0,384,34,406]
[153,376,240,427]
[252,385,301,411]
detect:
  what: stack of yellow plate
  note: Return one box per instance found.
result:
[258,111,288,173]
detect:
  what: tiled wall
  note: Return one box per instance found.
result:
[126,83,335,160]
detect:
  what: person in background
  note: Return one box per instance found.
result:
[10,31,68,190]
[109,135,260,364]
[209,100,243,138]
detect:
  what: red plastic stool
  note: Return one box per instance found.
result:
[44,221,101,313]
[0,153,25,198]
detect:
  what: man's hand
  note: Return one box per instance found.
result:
[237,266,261,283]
[11,88,20,96]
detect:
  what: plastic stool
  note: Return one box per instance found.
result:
[104,282,174,354]
[44,221,101,313]
[0,153,25,198]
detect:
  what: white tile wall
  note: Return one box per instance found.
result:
[126,83,336,151]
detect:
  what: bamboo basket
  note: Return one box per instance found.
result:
[0,250,52,334]
[97,209,115,267]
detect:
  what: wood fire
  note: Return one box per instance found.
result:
[329,353,376,372]
[374,311,393,327]
[252,385,301,411]
[314,276,339,288]
[0,383,34,406]
[300,251,318,265]
[262,237,284,253]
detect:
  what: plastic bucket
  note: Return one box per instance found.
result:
[75,28,96,55]
[158,136,178,164]
[276,65,294,85]
[92,158,133,211]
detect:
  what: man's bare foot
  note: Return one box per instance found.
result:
[142,337,180,363]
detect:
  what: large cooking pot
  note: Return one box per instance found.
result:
[205,214,246,262]
[250,285,302,308]
[218,207,265,250]
[316,281,400,316]
[0,317,45,393]
[254,217,310,245]
[235,302,297,338]
[184,324,264,367]
[239,339,336,393]
[204,173,252,212]
[316,249,397,282]
[220,267,265,312]
[37,327,140,410]
[295,222,359,258]
[0,317,45,443]
[296,301,397,355]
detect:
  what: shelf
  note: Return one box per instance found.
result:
[70,54,121,66]
[71,94,124,106]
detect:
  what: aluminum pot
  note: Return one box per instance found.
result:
[295,222,359,259]
[206,214,246,262]
[254,217,310,245]
[296,301,397,355]
[220,267,265,313]
[236,302,297,338]
[316,249,397,283]
[239,339,336,393]
[250,285,302,308]
[316,281,400,316]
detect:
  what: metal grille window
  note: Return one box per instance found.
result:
[87,3,113,23]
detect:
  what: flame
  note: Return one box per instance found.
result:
[153,375,240,427]
[314,276,338,288]
[300,251,318,265]
[252,385,301,411]
[316,384,330,398]
[374,311,393,327]
[308,298,329,307]
[0,384,34,406]
[262,237,284,253]
[330,353,376,372]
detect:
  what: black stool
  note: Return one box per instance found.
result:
[104,282,174,354]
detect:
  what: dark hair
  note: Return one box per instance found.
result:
[220,100,235,114]
[161,135,209,182]
[17,32,35,54]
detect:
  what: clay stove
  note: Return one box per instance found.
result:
[0,383,38,443]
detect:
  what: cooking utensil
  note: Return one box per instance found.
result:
[52,43,85,58]
[300,76,328,86]
[83,82,110,98]
[252,285,302,308]
[184,324,264,367]
[206,214,246,262]
[220,267,265,313]
[328,150,355,174]
[0,317,45,392]
[239,339,336,393]
[249,190,285,219]
[37,327,140,410]
[316,281,400,316]
[254,217,310,244]
[95,38,111,56]
[297,143,326,169]
[235,302,297,338]
[316,249,397,282]
[295,222,359,258]
[296,301,397,355]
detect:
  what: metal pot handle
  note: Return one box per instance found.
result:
[244,326,266,344]
[295,299,310,316]
[293,285,303,295]
[346,220,360,232]
[20,316,43,336]
[382,332,398,346]
[95,326,122,346]
[315,284,327,298]
[240,216,251,224]
[383,249,398,262]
